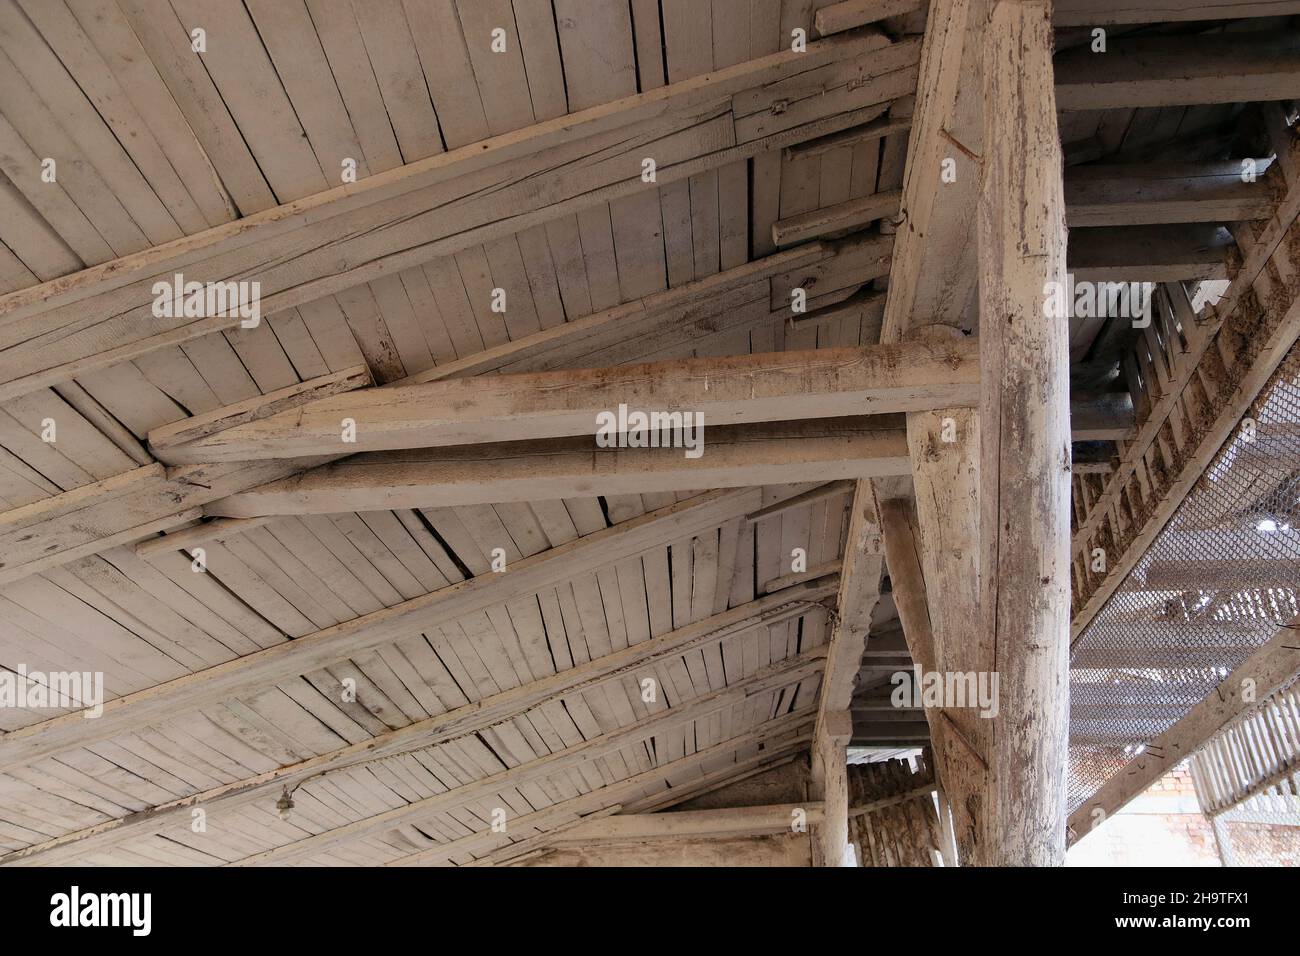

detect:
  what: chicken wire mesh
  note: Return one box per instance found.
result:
[1067,343,1300,814]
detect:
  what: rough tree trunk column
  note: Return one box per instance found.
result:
[902,334,988,864]
[812,710,853,866]
[977,0,1072,866]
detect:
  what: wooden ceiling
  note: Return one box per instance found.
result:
[1,0,1298,866]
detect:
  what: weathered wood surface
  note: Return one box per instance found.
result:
[977,0,1071,866]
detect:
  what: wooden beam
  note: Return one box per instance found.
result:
[0,488,764,772]
[1054,33,1300,111]
[147,365,371,453]
[874,0,988,861]
[880,490,988,863]
[784,114,912,161]
[519,831,814,867]
[393,729,813,867]
[871,0,988,862]
[772,190,902,246]
[1070,392,1135,441]
[815,0,927,35]
[471,752,814,866]
[402,242,831,381]
[1064,163,1275,228]
[4,576,835,865]
[151,339,981,464]
[812,479,884,866]
[850,721,932,745]
[1068,225,1235,283]
[978,0,1071,867]
[1067,614,1300,843]
[1053,0,1300,26]
[551,803,825,845]
[0,459,307,586]
[744,479,857,524]
[0,244,833,584]
[818,483,885,722]
[880,0,982,342]
[202,418,912,518]
[235,658,824,866]
[778,163,1273,246]
[198,394,1122,520]
[812,709,855,866]
[133,516,272,559]
[0,31,918,403]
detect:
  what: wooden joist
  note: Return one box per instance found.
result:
[880,0,982,343]
[1064,163,1275,228]
[0,487,765,771]
[1068,224,1235,283]
[150,339,981,464]
[235,657,824,865]
[0,29,918,404]
[202,393,1126,521]
[1054,33,1300,111]
[1070,393,1135,441]
[0,237,880,582]
[203,418,912,518]
[815,0,927,35]
[394,725,816,868]
[772,190,903,246]
[777,163,1273,246]
[0,458,309,586]
[550,802,824,845]
[401,242,833,381]
[147,365,372,454]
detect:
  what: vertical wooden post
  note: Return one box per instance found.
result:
[876,0,988,864]
[977,0,1071,866]
[880,493,989,863]
[812,710,854,867]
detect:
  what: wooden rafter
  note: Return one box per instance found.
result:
[0,29,917,403]
[0,488,765,770]
[4,576,836,865]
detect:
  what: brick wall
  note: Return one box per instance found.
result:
[1068,763,1221,867]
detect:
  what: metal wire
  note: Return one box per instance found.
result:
[1068,343,1300,814]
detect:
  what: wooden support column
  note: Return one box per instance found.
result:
[812,710,854,867]
[875,0,987,863]
[879,496,988,863]
[977,0,1071,866]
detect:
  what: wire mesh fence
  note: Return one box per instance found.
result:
[1067,342,1300,815]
